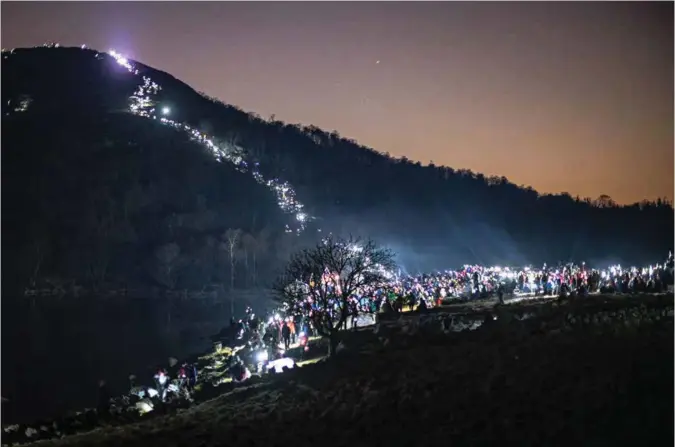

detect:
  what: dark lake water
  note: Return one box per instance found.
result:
[1,296,240,424]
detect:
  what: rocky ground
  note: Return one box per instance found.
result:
[9,293,675,447]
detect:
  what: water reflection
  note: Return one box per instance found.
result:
[2,298,227,423]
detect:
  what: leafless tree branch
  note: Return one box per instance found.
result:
[274,234,396,354]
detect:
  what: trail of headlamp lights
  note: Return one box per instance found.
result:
[2,43,314,234]
[103,47,313,235]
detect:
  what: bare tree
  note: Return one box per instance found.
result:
[274,235,397,356]
[86,213,113,292]
[29,235,45,288]
[224,131,242,148]
[594,194,616,208]
[241,233,256,287]
[252,227,271,286]
[274,232,296,264]
[223,228,242,316]
[239,228,271,287]
[153,243,181,332]
[155,242,181,289]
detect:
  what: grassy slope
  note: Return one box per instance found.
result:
[28,295,674,447]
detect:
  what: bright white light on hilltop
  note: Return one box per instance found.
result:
[109,49,132,71]
[162,107,170,115]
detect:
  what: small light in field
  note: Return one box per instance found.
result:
[162,107,170,115]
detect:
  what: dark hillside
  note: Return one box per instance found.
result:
[2,47,135,114]
[179,105,673,269]
[2,111,291,294]
[3,46,673,287]
[117,50,675,268]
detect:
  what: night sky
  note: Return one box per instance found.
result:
[2,2,672,204]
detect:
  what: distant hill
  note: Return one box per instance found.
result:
[2,45,672,295]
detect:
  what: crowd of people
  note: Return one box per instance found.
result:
[220,252,675,365]
[279,251,674,330]
[93,251,673,417]
[7,252,672,445]
[382,251,674,309]
[107,307,308,414]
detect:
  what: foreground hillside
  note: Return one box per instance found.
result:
[23,295,674,447]
[3,46,672,282]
